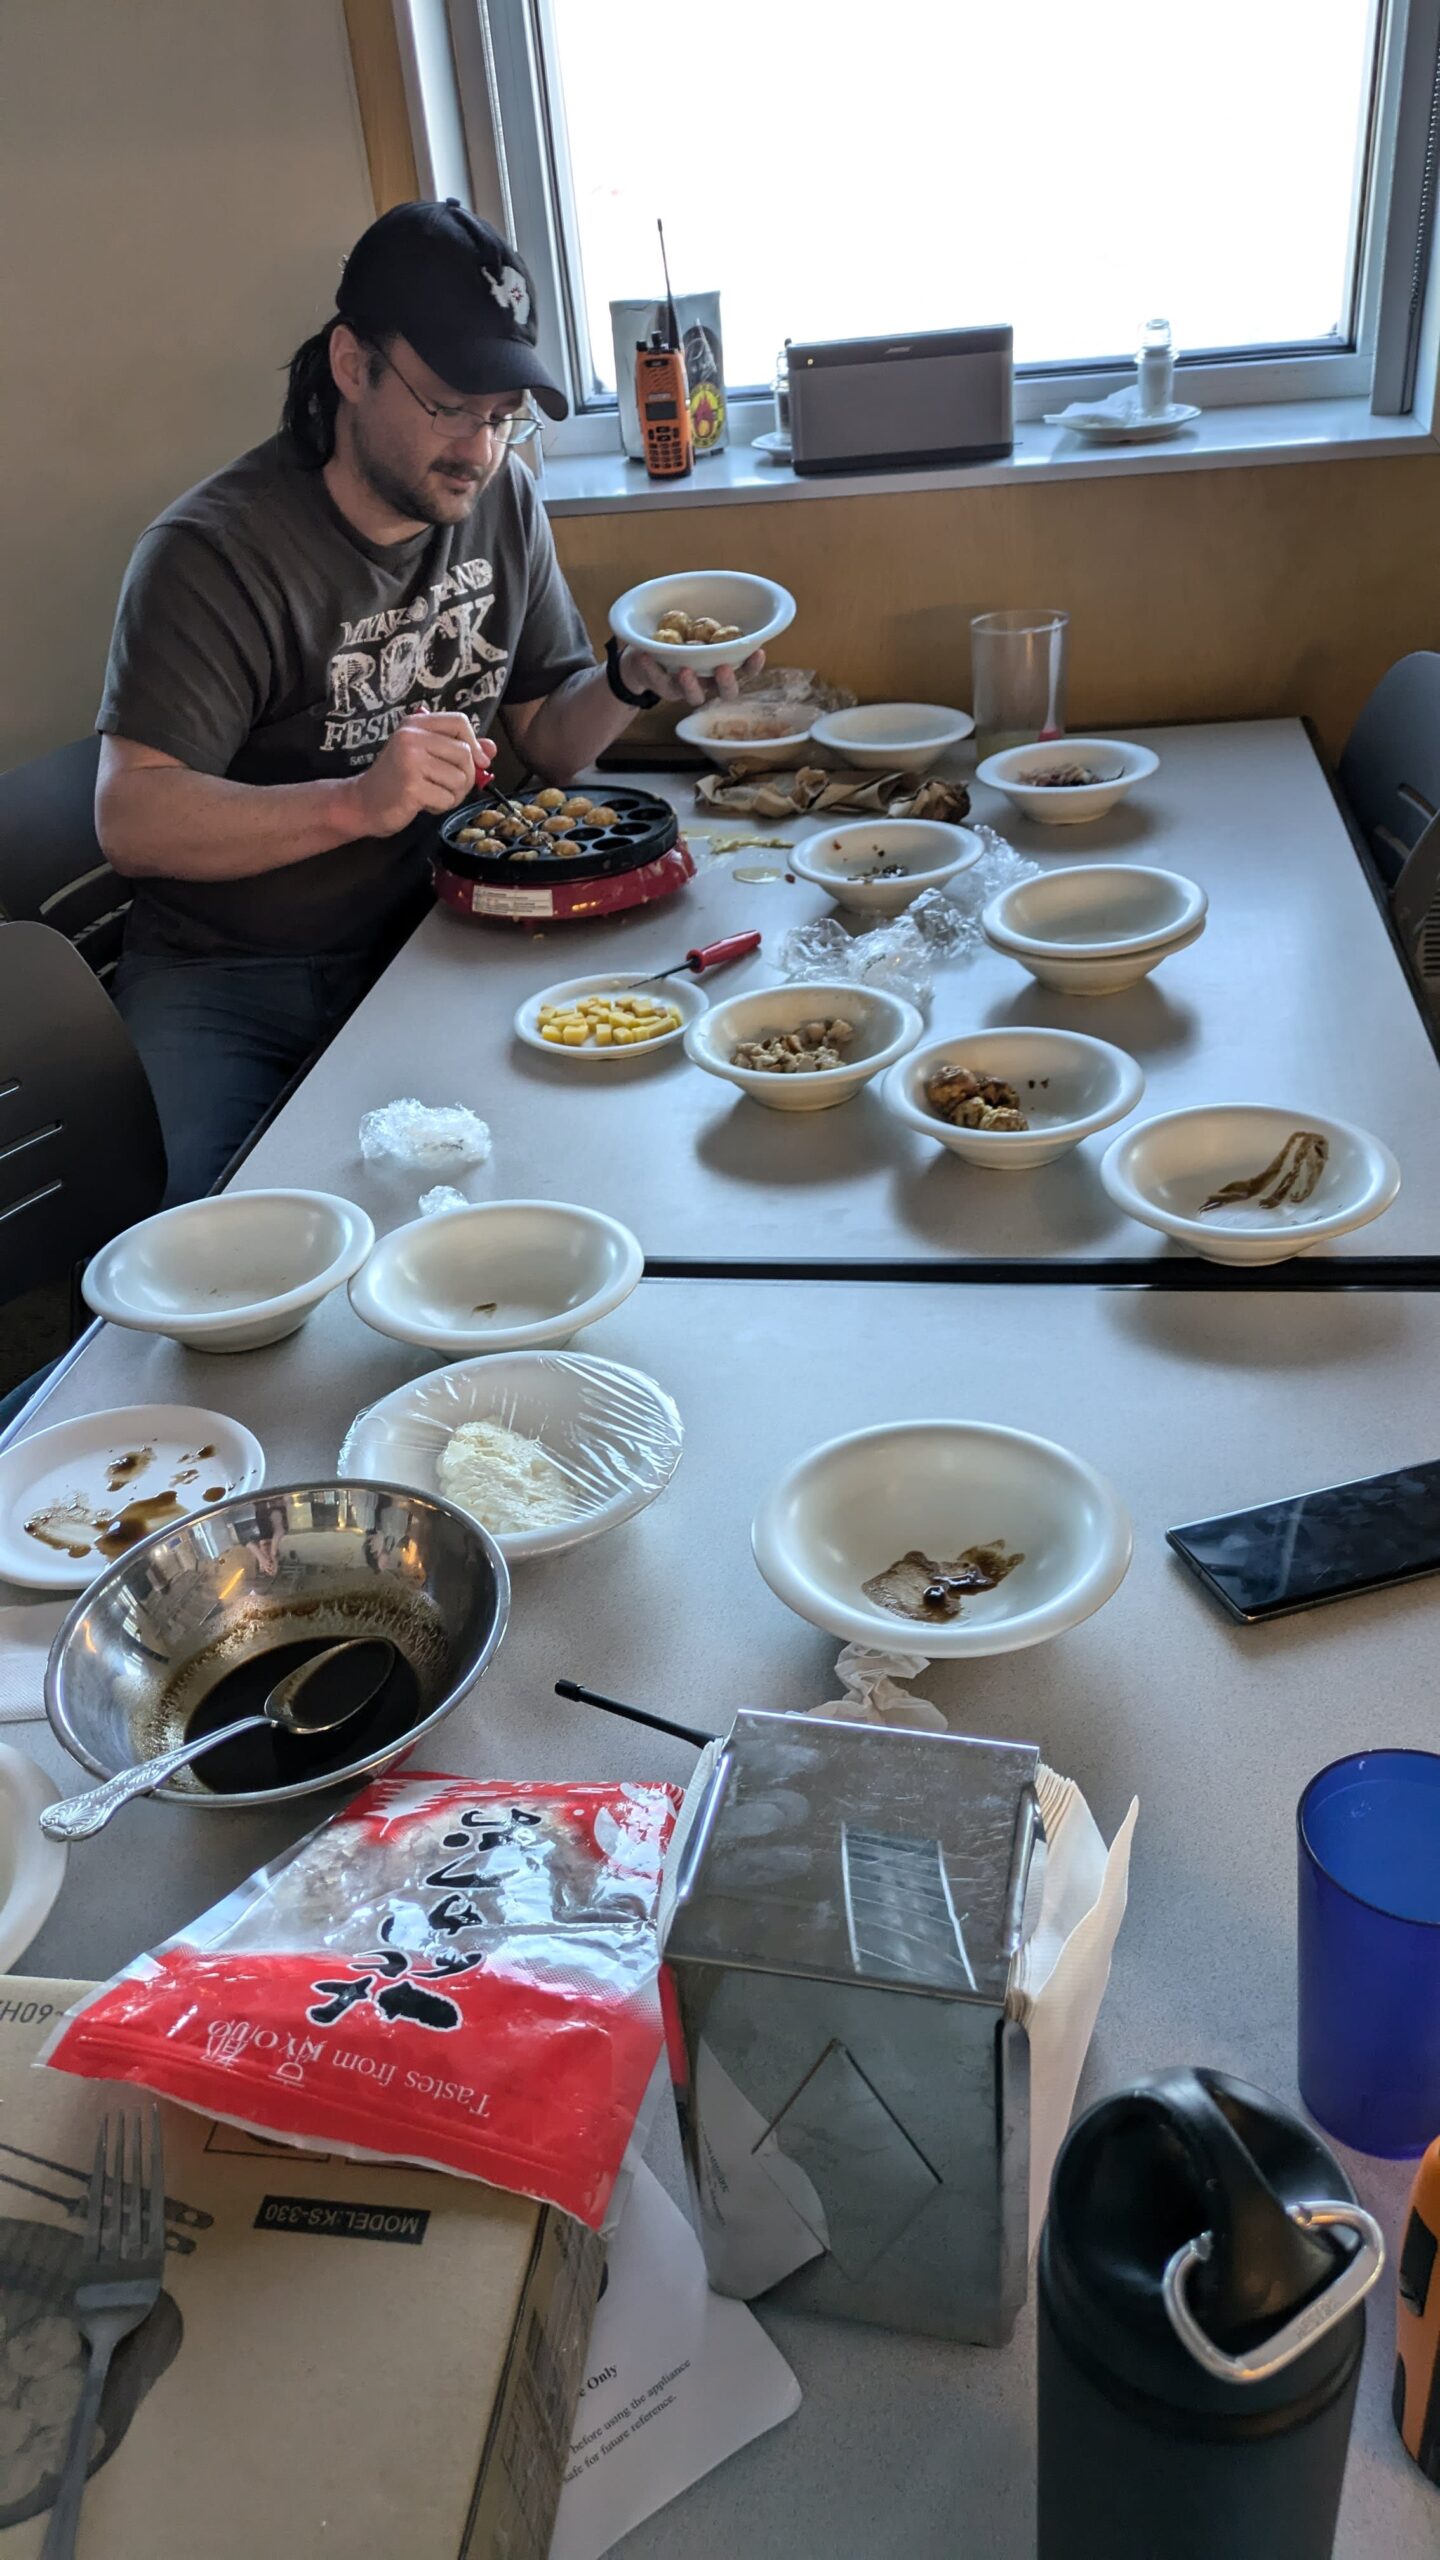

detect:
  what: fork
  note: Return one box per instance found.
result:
[41,2101,165,2560]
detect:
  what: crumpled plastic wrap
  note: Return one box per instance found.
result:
[360,1099,492,1170]
[418,1184,470,1217]
[339,1351,684,1549]
[724,667,856,717]
[779,914,935,1013]
[807,1642,945,1732]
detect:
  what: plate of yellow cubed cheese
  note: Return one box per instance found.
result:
[513,970,709,1061]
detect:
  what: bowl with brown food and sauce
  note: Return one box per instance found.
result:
[1100,1104,1401,1266]
[751,1419,1132,1659]
[684,981,923,1113]
[975,737,1159,826]
[883,1026,1144,1169]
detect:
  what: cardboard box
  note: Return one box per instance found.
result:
[0,1982,603,2559]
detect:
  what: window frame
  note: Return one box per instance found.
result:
[434,0,1440,452]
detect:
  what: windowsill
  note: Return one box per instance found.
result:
[540,395,1437,517]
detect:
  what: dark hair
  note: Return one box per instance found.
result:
[281,319,386,467]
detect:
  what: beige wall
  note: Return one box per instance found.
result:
[0,0,374,770]
[2,0,1436,777]
[552,448,1440,771]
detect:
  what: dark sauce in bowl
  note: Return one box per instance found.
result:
[182,1638,425,1794]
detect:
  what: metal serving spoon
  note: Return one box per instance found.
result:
[40,1637,396,1842]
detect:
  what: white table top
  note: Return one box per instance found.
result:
[225,718,1438,1271]
[14,1277,1440,2558]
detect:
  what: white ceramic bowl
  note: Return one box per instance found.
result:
[675,705,816,773]
[0,1744,66,1968]
[0,1402,266,1592]
[809,703,974,771]
[83,1190,374,1353]
[685,982,923,1114]
[1100,1105,1401,1266]
[340,1351,684,1564]
[513,969,708,1060]
[349,1201,644,1357]
[790,820,984,916]
[983,864,1208,993]
[610,571,795,675]
[976,738,1160,825]
[885,1027,1144,1169]
[752,1419,1132,1659]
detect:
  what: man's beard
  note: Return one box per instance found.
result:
[352,414,494,526]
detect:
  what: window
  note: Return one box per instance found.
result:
[457,0,1440,432]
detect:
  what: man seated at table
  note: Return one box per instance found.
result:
[96,199,756,1204]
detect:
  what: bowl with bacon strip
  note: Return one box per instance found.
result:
[1100,1103,1400,1264]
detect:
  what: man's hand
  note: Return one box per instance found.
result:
[346,710,496,837]
[619,644,767,713]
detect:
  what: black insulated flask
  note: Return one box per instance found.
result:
[1037,2066,1384,2560]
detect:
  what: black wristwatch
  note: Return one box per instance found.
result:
[605,633,659,710]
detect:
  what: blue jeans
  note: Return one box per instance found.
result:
[113,944,375,1205]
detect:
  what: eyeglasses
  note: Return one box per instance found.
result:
[371,346,541,445]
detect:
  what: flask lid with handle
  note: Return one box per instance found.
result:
[1043,2067,1384,2417]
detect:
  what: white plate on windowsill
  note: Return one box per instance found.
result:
[1044,403,1201,443]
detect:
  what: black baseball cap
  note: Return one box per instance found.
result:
[337,199,569,420]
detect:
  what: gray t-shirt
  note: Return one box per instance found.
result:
[97,433,594,958]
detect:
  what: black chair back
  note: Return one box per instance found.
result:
[0,736,131,983]
[0,920,165,1302]
[1338,651,1440,889]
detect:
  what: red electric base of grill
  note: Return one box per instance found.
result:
[432,785,697,925]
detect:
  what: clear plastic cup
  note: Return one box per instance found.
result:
[1297,1748,1440,2156]
[971,609,1069,761]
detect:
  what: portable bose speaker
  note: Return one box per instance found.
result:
[787,325,1014,475]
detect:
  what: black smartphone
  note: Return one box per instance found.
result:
[1167,1458,1440,1624]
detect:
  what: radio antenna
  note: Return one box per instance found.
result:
[657,218,679,352]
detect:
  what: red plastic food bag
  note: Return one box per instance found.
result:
[42,1772,681,2230]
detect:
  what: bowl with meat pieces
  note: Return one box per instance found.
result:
[975,738,1159,826]
[1100,1104,1400,1265]
[684,981,923,1113]
[752,1419,1132,1659]
[884,1026,1144,1168]
[610,571,796,675]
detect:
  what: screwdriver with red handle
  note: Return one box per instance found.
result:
[629,932,761,986]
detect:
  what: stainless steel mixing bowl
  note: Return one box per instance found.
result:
[45,1481,509,1809]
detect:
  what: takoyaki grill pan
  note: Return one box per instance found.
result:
[433,786,696,923]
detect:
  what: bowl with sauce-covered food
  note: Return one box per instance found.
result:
[45,1482,508,1810]
[752,1419,1132,1658]
[975,738,1159,826]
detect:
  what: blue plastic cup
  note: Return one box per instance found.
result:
[1298,1749,1440,2157]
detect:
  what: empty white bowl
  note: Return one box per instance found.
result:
[339,1351,684,1564]
[83,1190,374,1352]
[884,1027,1144,1169]
[675,704,816,773]
[983,864,1208,993]
[976,738,1159,825]
[1100,1105,1401,1266]
[0,1744,66,1968]
[349,1200,644,1356]
[685,981,923,1113]
[790,819,984,916]
[610,571,796,675]
[752,1419,1132,1659]
[809,702,975,771]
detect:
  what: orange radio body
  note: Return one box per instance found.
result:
[636,341,692,480]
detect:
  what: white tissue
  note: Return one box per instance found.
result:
[417,1185,470,1217]
[359,1099,491,1170]
[808,1642,946,1731]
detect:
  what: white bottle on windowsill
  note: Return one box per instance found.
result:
[1136,317,1175,416]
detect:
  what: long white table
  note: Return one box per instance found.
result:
[221,718,1440,1272]
[16,1278,1440,2559]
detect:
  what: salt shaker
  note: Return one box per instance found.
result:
[1137,317,1175,416]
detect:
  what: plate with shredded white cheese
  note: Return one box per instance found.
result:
[337,1351,684,1561]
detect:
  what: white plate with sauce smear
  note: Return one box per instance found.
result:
[0,1404,265,1591]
